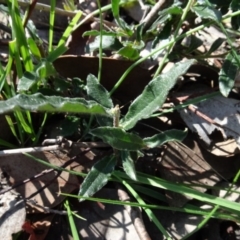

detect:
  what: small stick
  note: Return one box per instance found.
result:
[188,104,240,137]
[141,0,170,34]
[0,141,109,156]
[26,199,72,215]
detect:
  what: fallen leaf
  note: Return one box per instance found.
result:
[0,148,98,212]
[53,56,151,103]
[159,133,240,207]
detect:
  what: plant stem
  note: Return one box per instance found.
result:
[96,0,103,82]
[109,9,240,96]
[65,199,80,240]
[48,0,56,52]
[154,0,194,77]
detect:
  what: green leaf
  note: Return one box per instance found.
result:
[143,129,187,148]
[116,170,240,214]
[86,74,113,126]
[47,44,68,62]
[59,116,80,137]
[86,74,113,109]
[121,59,195,130]
[0,138,16,148]
[18,60,57,92]
[207,38,225,55]
[89,35,123,52]
[118,46,139,60]
[111,0,120,21]
[27,37,41,61]
[17,59,56,92]
[230,0,240,29]
[192,4,222,21]
[82,30,117,37]
[111,0,133,34]
[219,52,239,97]
[58,10,82,46]
[117,18,134,36]
[91,127,145,150]
[17,72,38,92]
[78,155,117,200]
[36,60,56,79]
[0,93,110,116]
[96,115,113,127]
[121,150,137,181]
[10,0,34,72]
[182,35,203,54]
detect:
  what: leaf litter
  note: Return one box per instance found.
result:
[1,0,240,239]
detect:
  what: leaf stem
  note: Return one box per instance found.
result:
[154,0,195,77]
[96,0,103,82]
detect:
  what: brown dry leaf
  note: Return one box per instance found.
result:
[28,214,55,240]
[159,133,240,207]
[53,56,151,103]
[202,138,240,157]
[65,22,92,55]
[0,148,98,212]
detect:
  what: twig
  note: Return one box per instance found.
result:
[116,183,151,240]
[141,0,171,34]
[22,0,37,28]
[0,141,109,156]
[0,145,62,156]
[188,104,240,137]
[26,199,72,215]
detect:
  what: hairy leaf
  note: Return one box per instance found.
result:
[91,127,145,150]
[143,129,187,148]
[118,46,139,60]
[207,38,225,55]
[121,150,137,181]
[219,52,239,97]
[192,4,222,21]
[89,35,123,52]
[0,93,110,115]
[121,59,195,130]
[78,155,117,200]
[83,30,117,37]
[18,61,56,92]
[86,74,113,109]
[231,0,240,30]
